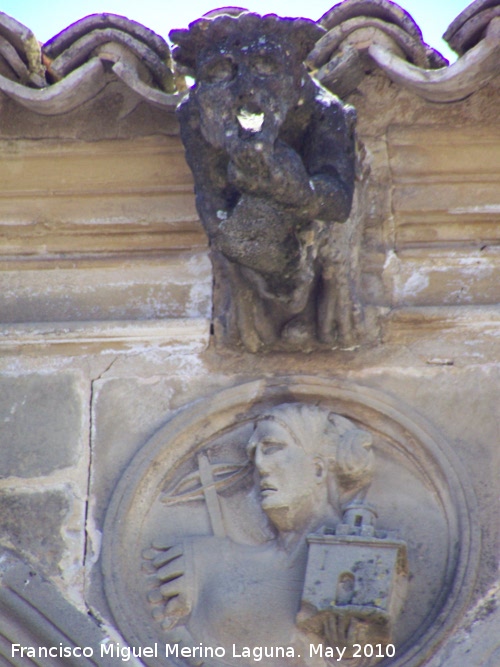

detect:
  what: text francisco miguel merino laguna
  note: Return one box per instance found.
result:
[12,641,396,662]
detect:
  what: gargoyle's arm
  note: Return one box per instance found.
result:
[178,88,356,238]
[225,137,318,214]
[177,98,239,238]
[302,90,357,224]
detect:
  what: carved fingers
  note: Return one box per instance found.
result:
[142,542,190,630]
[227,139,315,210]
[227,140,271,190]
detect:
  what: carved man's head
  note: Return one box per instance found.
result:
[170,12,324,150]
[246,404,374,533]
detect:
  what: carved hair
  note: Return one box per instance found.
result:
[254,403,374,498]
[169,12,325,71]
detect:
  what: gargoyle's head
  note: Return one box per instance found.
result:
[170,11,324,150]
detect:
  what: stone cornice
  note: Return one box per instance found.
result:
[0,319,210,353]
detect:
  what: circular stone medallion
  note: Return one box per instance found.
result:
[102,377,479,667]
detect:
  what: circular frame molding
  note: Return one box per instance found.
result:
[102,376,480,667]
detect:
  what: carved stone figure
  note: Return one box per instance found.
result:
[170,13,356,351]
[103,380,479,667]
[142,404,406,665]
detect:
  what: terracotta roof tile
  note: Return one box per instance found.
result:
[0,2,499,115]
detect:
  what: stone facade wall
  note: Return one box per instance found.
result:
[0,5,498,666]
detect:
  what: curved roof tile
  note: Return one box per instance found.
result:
[43,13,170,61]
[319,0,423,42]
[308,16,431,69]
[47,27,173,88]
[0,11,45,86]
[444,0,500,55]
[0,34,33,82]
[0,58,106,114]
[368,17,500,102]
[443,0,499,45]
[0,12,180,115]
[312,0,500,101]
[0,2,498,115]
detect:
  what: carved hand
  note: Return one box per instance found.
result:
[227,138,317,213]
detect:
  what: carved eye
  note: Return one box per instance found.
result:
[251,55,279,77]
[261,441,285,455]
[202,57,237,84]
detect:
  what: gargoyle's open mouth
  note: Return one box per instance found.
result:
[237,107,264,134]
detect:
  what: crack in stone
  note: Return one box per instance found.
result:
[82,357,118,611]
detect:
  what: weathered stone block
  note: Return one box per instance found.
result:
[0,373,84,477]
[0,490,70,573]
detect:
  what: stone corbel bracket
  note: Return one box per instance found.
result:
[309,0,500,102]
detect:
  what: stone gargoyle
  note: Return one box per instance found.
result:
[170,11,356,352]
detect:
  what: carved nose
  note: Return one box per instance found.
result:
[237,90,256,110]
[254,447,267,473]
[237,98,262,114]
[236,75,257,101]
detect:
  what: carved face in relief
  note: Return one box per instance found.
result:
[193,35,302,150]
[247,417,328,531]
[246,404,375,534]
[104,388,470,667]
